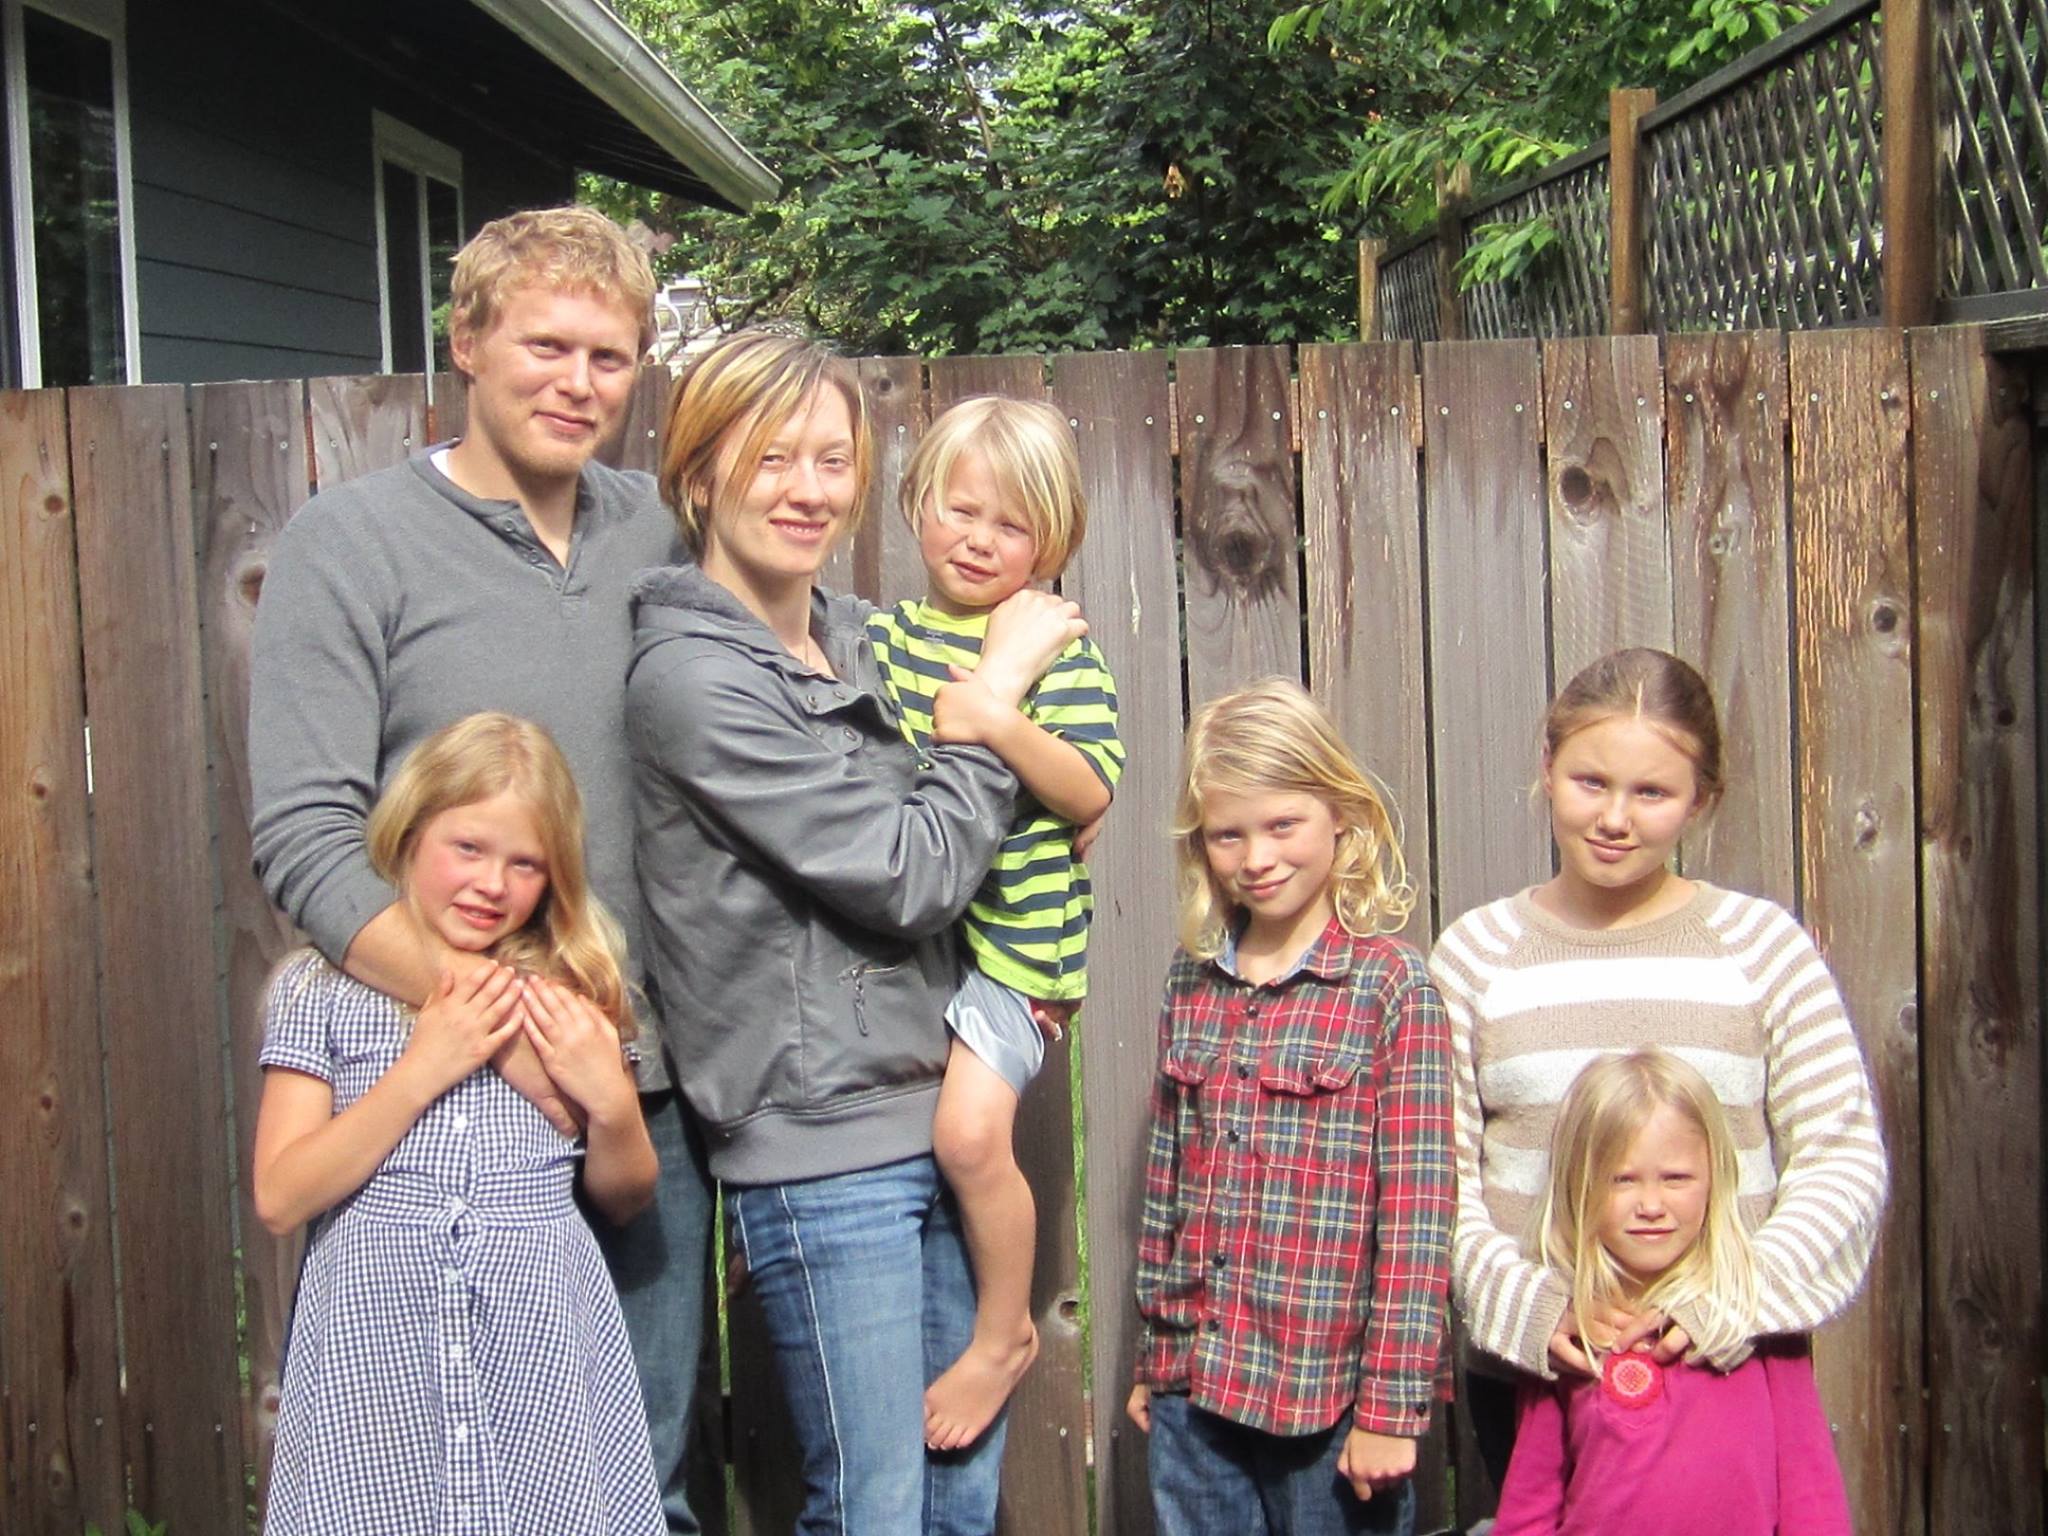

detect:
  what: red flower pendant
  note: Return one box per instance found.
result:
[1600,1350,1665,1409]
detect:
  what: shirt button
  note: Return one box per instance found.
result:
[842,727,858,745]
[451,1113,468,1131]
[453,1424,469,1442]
[1211,1253,1227,1268]
[1205,1319,1221,1333]
[1235,1063,1251,1080]
[1226,1129,1240,1144]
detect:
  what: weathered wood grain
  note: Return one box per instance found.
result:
[1177,346,1302,702]
[1300,345,1436,942]
[67,383,246,1534]
[1787,328,1924,1536]
[0,389,123,1536]
[309,373,428,487]
[428,369,467,444]
[596,364,671,476]
[1051,348,1180,1536]
[1666,333,1797,907]
[1909,325,2041,1536]
[1421,340,1552,928]
[188,380,311,1506]
[1543,335,1672,684]
[829,356,927,602]
[925,350,1092,1536]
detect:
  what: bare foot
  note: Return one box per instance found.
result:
[924,1326,1039,1450]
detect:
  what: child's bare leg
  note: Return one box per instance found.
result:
[925,1041,1038,1450]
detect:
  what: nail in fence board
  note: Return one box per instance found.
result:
[1051,348,1180,1536]
[68,383,247,1535]
[1665,334,1796,907]
[1543,334,1673,683]
[1420,340,1552,927]
[597,366,671,476]
[189,379,312,1506]
[1787,328,1925,1536]
[1177,346,1303,702]
[1909,326,2041,1536]
[927,352,1092,1536]
[1300,341,1436,948]
[0,389,123,1536]
[310,373,428,487]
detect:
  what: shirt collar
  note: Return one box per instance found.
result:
[1213,913,1354,985]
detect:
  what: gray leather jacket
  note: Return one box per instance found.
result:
[626,564,1017,1184]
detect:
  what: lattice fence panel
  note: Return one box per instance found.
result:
[1645,4,1884,329]
[1380,241,1442,342]
[1936,0,2048,299]
[1466,158,1613,339]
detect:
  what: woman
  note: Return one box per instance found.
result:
[626,331,1082,1533]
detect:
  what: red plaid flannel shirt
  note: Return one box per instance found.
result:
[1133,919,1454,1437]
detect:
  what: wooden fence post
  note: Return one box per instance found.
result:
[1607,88,1658,333]
[1358,236,1385,340]
[1882,0,1938,325]
[1434,163,1472,341]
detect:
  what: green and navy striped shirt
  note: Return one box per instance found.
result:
[867,599,1123,1001]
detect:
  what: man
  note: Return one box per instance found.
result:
[250,205,711,1533]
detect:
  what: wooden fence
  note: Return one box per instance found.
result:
[1,328,2039,1536]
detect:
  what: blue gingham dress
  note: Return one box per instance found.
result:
[260,953,663,1536]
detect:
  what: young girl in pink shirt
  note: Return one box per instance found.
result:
[1491,1049,1851,1536]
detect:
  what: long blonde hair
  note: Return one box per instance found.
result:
[1172,678,1413,957]
[1538,1050,1755,1367]
[367,712,635,1036]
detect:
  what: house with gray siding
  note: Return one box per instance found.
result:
[4,0,774,387]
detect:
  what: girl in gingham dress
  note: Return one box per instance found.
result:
[253,712,663,1536]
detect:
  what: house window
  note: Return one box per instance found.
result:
[373,111,461,376]
[2,0,139,388]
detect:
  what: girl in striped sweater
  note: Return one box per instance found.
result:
[1428,647,1888,1487]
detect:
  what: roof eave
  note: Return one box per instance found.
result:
[465,0,779,208]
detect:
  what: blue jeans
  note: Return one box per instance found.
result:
[1147,1393,1416,1536]
[727,1155,1008,1535]
[588,1088,717,1535]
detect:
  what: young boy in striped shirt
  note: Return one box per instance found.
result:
[867,395,1123,1452]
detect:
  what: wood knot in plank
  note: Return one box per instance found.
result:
[42,492,66,518]
[237,555,269,612]
[1186,460,1290,603]
[28,765,51,799]
[1852,800,1880,851]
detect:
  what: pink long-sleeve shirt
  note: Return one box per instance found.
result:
[1491,1340,1851,1536]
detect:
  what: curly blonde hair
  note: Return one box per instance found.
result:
[1538,1049,1758,1368]
[1172,677,1414,957]
[367,712,635,1036]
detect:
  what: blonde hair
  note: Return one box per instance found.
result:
[899,396,1087,580]
[1172,678,1414,957]
[449,205,659,357]
[366,712,635,1037]
[1544,648,1724,808]
[1538,1050,1756,1368]
[658,330,873,559]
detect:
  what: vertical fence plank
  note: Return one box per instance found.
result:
[1666,333,1797,907]
[1910,326,2041,1536]
[1422,339,1549,1530]
[189,381,312,1510]
[1177,346,1302,703]
[1051,349,1180,1536]
[1787,329,1924,1536]
[597,364,672,477]
[68,383,247,1534]
[829,356,927,603]
[0,389,123,1536]
[1543,335,1672,683]
[428,370,467,444]
[1300,346,1436,941]
[1297,340,1447,1524]
[928,352,1092,1536]
[310,373,429,486]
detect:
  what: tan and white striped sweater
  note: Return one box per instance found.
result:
[1429,882,1888,1377]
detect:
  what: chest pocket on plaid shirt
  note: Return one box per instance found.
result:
[1253,1046,1373,1170]
[1161,1044,1224,1157]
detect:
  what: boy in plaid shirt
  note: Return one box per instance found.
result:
[1128,679,1453,1535]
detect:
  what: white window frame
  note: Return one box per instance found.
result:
[4,0,141,386]
[371,110,462,375]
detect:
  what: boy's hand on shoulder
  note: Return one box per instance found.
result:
[1338,1425,1416,1502]
[932,672,1014,747]
[402,964,523,1097]
[975,589,1085,705]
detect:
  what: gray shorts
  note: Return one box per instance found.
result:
[945,969,1050,1097]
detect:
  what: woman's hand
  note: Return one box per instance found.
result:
[1338,1426,1416,1502]
[517,978,637,1127]
[400,965,524,1098]
[1125,1384,1152,1433]
[972,590,1086,707]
